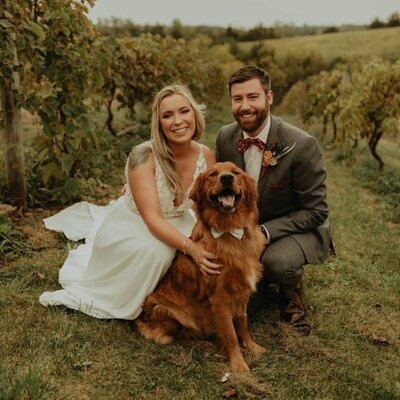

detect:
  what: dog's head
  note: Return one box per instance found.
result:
[190,162,258,221]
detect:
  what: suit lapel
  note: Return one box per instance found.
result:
[257,115,279,196]
[232,127,245,170]
[265,115,279,150]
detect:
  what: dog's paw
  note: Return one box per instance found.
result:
[246,340,267,354]
[230,358,251,373]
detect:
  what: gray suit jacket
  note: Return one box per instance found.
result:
[215,115,331,264]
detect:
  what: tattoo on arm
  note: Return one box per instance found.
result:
[129,145,152,170]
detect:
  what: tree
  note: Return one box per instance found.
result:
[1,0,100,205]
[241,23,275,41]
[339,59,400,168]
[0,1,46,208]
[323,26,339,34]
[369,18,385,29]
[387,12,400,27]
[169,18,184,39]
[97,33,229,136]
[25,0,100,203]
[0,39,26,209]
[293,59,400,167]
[303,69,345,143]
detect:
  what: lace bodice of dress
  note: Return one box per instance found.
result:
[124,141,207,217]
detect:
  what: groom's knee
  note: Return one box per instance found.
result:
[260,236,305,286]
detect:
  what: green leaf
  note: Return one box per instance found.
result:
[32,135,51,152]
[69,134,82,150]
[63,178,80,197]
[60,26,71,37]
[93,71,105,89]
[0,19,13,29]
[86,177,98,192]
[35,147,49,163]
[41,162,61,185]
[90,129,99,148]
[37,85,56,99]
[28,21,45,40]
[61,154,73,175]
[0,224,12,235]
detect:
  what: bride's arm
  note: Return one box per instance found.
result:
[128,144,222,276]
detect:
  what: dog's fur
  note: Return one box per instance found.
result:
[135,162,267,372]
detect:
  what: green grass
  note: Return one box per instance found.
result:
[0,214,32,263]
[378,137,400,170]
[1,109,400,398]
[240,26,400,64]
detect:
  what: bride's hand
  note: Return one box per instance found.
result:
[119,184,128,196]
[185,240,223,278]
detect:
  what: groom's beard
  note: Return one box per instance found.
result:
[233,108,268,134]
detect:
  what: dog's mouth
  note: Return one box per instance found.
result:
[211,189,241,212]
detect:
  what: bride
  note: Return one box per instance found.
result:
[39,84,221,319]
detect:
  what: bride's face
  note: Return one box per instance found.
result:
[159,94,196,145]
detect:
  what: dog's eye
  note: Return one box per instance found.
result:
[233,170,241,175]
[209,171,217,177]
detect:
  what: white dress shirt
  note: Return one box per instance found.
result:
[243,116,271,182]
[243,116,272,242]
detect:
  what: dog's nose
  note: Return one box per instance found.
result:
[220,173,234,185]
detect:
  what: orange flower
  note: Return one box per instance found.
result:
[262,150,273,166]
[260,141,296,177]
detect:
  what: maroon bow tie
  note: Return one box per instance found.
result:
[238,138,265,153]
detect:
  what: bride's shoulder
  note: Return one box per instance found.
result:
[130,140,153,153]
[128,141,154,171]
[201,144,216,169]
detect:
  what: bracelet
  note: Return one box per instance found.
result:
[182,238,190,255]
[260,225,271,245]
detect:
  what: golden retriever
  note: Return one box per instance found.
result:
[135,162,267,372]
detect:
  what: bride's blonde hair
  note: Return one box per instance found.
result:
[151,84,206,197]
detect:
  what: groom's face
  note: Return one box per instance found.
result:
[230,78,273,137]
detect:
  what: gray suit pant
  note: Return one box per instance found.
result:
[247,236,306,315]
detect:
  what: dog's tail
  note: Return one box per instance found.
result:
[134,318,176,345]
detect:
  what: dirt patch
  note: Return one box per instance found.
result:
[14,208,61,250]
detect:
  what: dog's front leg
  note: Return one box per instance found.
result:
[234,312,266,355]
[210,300,250,373]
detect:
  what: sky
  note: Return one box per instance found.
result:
[87,0,399,28]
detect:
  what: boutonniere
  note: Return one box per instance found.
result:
[261,141,297,177]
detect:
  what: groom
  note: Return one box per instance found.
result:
[216,65,331,324]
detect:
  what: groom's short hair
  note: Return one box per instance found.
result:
[228,65,271,94]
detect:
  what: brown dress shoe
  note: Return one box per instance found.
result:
[280,283,306,324]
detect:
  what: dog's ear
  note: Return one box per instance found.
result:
[243,172,258,206]
[189,171,206,205]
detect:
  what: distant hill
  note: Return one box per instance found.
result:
[240,26,400,64]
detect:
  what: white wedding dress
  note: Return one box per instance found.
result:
[39,141,207,319]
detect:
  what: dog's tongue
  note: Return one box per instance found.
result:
[218,194,235,207]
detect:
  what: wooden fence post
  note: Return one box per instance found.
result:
[0,37,27,209]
